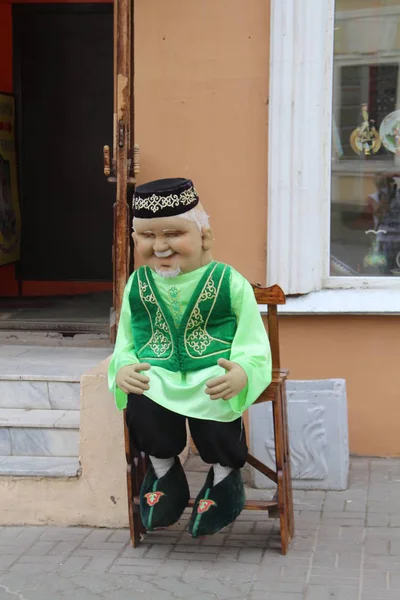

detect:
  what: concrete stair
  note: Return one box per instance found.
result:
[0,456,81,477]
[0,344,111,477]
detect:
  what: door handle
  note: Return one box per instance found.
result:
[103,143,139,184]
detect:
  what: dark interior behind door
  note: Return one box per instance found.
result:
[13,3,114,281]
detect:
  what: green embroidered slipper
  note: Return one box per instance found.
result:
[188,467,245,538]
[140,457,190,531]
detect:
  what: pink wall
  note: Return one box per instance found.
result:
[135,0,270,284]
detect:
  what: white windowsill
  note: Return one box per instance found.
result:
[259,288,400,316]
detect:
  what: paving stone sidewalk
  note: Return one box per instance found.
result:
[0,456,400,599]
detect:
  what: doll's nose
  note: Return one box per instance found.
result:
[153,237,169,252]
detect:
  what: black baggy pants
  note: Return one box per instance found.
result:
[125,393,248,469]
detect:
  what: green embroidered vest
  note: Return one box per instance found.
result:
[129,262,237,372]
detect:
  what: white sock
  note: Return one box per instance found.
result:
[150,456,174,479]
[213,463,233,486]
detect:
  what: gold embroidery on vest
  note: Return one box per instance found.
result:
[186,327,212,355]
[186,306,203,330]
[199,278,217,301]
[138,270,173,359]
[139,279,156,304]
[185,264,228,358]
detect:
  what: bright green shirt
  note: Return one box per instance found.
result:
[108,263,272,422]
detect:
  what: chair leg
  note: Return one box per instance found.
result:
[137,452,149,537]
[126,464,141,547]
[276,471,288,555]
[127,453,148,546]
[272,392,289,555]
[124,412,147,547]
[281,384,295,541]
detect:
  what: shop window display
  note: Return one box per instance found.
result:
[331,0,400,276]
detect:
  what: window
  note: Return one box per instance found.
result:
[332,2,400,278]
[267,0,400,309]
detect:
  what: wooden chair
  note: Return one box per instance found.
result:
[123,283,294,554]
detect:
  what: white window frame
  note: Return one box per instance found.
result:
[266,0,400,314]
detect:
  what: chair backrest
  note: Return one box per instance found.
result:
[251,284,286,371]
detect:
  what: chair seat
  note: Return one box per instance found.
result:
[253,368,289,404]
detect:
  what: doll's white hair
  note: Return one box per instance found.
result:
[133,207,210,231]
[176,207,210,230]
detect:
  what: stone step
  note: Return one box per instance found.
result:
[0,380,80,410]
[0,409,80,458]
[0,408,80,428]
[0,330,111,347]
[0,456,81,477]
[0,344,111,380]
[0,345,110,476]
[0,344,111,410]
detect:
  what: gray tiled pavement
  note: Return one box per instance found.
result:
[0,456,400,599]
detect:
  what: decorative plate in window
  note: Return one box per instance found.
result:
[379,110,400,154]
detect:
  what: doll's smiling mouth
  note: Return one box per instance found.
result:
[154,251,178,265]
[154,250,175,259]
[155,254,178,268]
[160,257,177,267]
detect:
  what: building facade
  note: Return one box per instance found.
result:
[1,0,399,460]
[1,0,400,527]
[135,0,400,457]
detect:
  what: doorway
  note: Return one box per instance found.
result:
[3,3,114,334]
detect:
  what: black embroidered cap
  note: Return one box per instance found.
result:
[132,178,199,219]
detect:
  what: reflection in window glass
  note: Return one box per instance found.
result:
[331,0,400,277]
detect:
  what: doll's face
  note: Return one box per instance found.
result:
[133,215,213,276]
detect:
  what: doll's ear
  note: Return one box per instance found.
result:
[202,227,213,251]
[132,231,138,247]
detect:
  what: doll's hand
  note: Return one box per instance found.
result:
[116,363,150,395]
[205,359,247,401]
